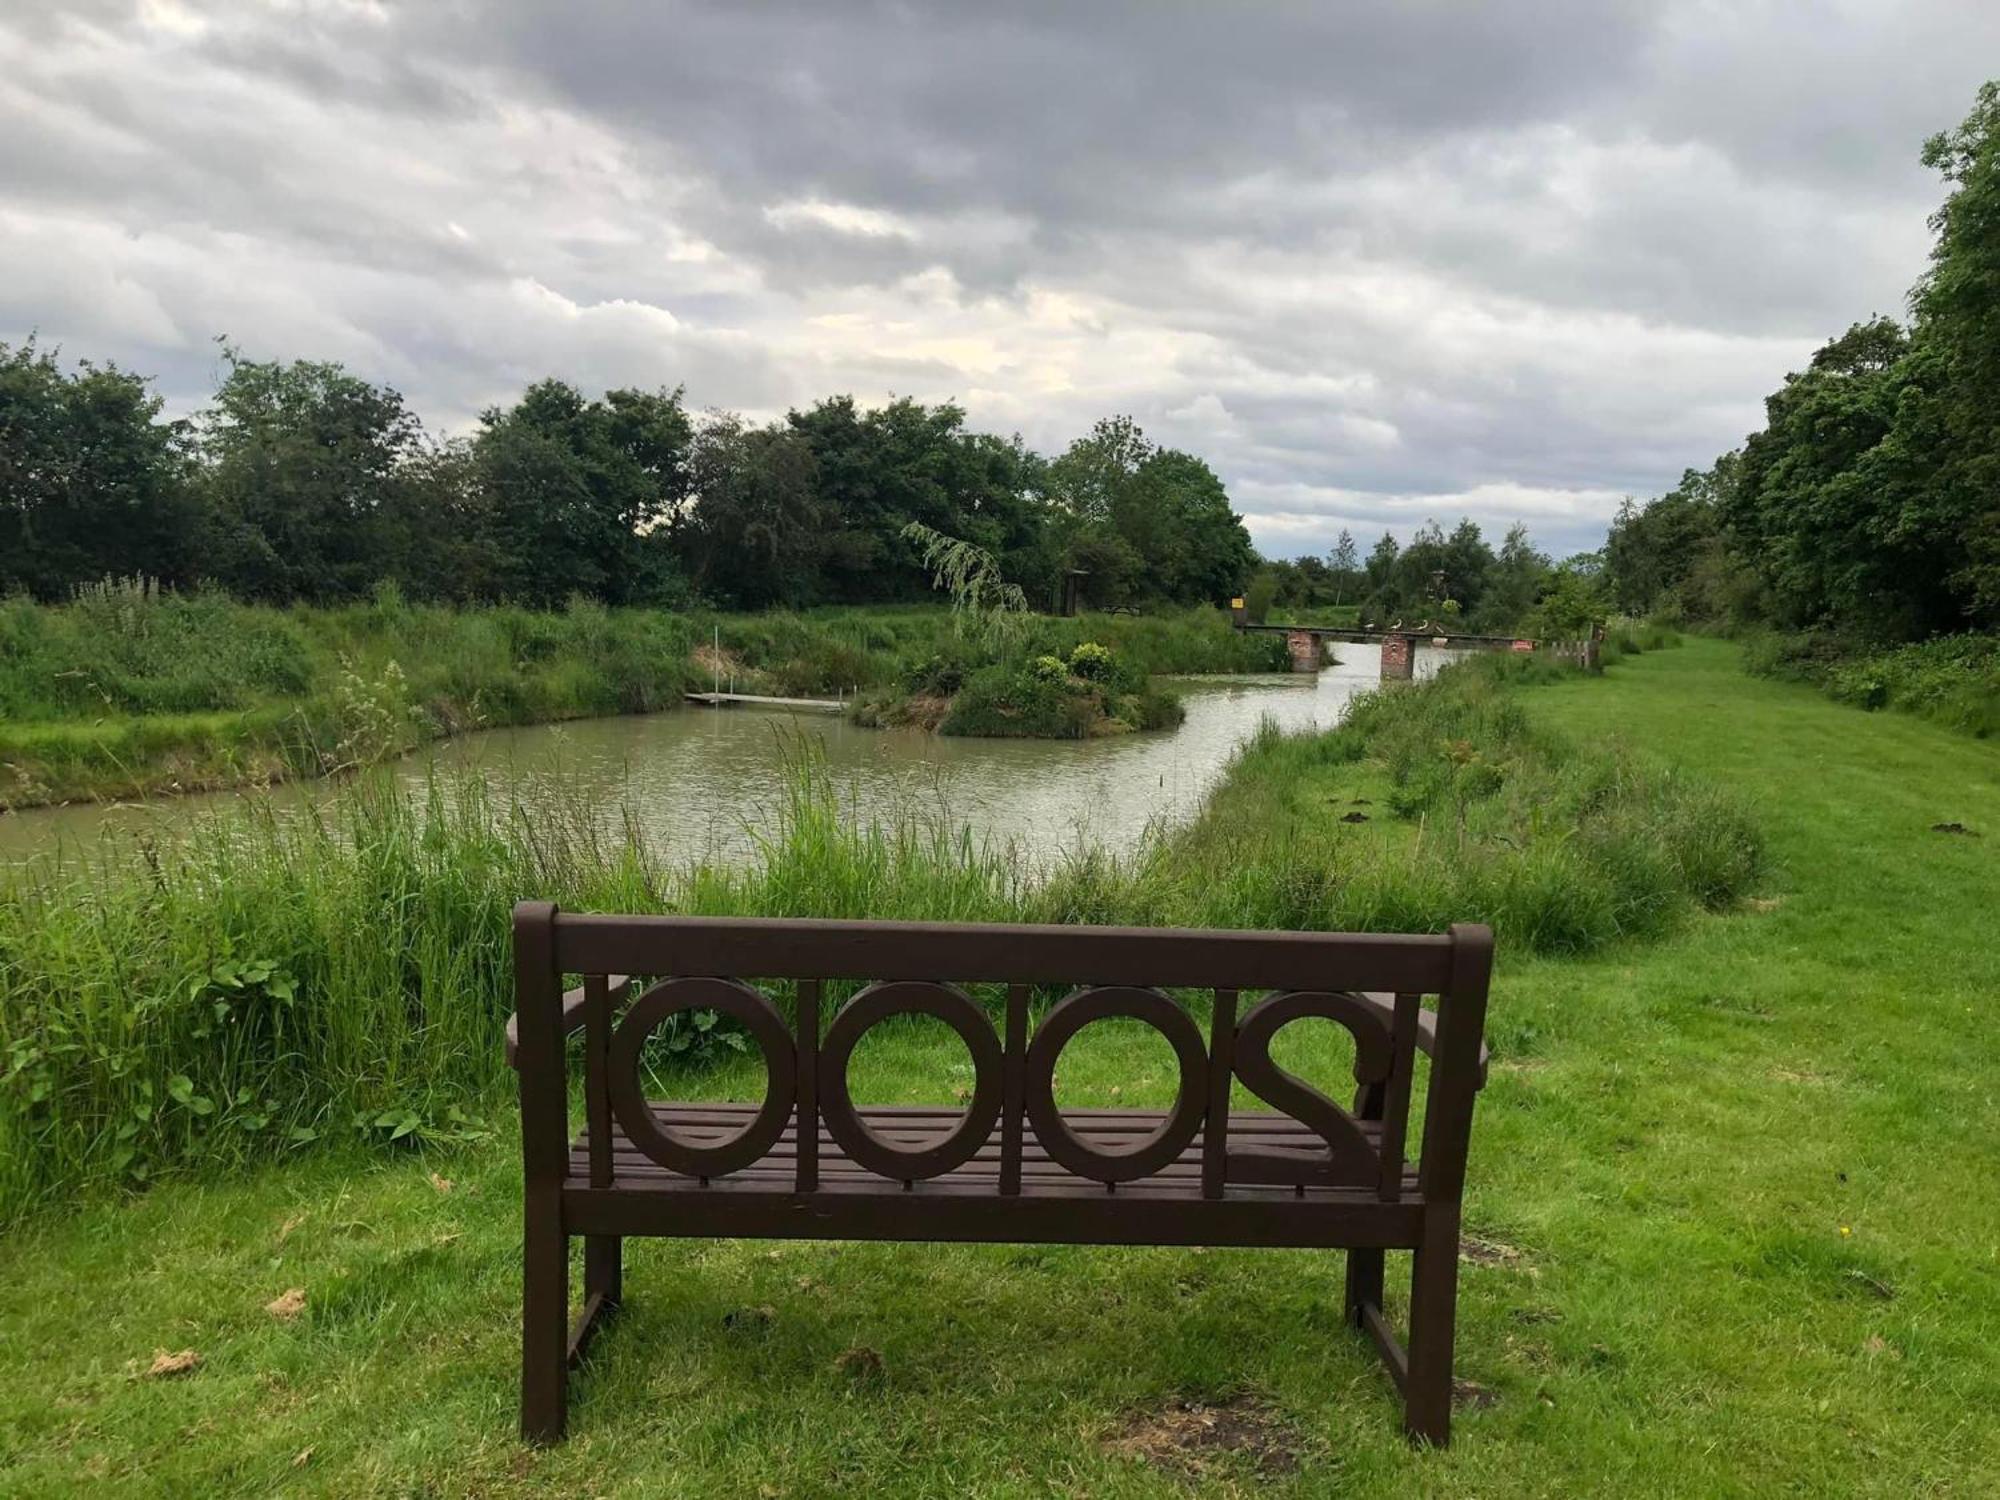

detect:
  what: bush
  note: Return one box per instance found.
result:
[1123,684,1187,731]
[940,663,1096,738]
[1744,630,2000,738]
[903,650,972,698]
[930,639,1186,739]
[1067,642,1114,680]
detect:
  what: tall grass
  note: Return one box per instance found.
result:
[0,586,704,806]
[1171,656,1764,950]
[0,654,1764,1222]
[0,588,1284,806]
[1604,618,1685,657]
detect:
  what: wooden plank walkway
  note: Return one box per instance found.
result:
[685,691,846,713]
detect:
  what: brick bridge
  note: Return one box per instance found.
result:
[1229,613,1600,680]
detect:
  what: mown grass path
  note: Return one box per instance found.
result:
[0,640,1995,1495]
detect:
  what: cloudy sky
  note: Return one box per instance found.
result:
[4,2,1995,558]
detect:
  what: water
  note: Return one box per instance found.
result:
[0,648,1459,865]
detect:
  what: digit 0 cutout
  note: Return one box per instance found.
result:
[607,976,796,1178]
[818,981,1003,1180]
[1024,986,1208,1183]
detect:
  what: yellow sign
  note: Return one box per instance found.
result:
[1230,597,1244,609]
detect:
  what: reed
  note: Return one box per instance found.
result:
[0,588,1284,806]
[0,653,1763,1222]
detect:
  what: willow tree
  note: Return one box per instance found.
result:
[900,520,1029,650]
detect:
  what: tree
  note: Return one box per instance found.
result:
[1043,417,1254,606]
[1126,447,1255,604]
[376,438,508,603]
[1479,522,1548,633]
[787,395,1046,603]
[1329,529,1360,605]
[1360,533,1400,622]
[475,380,691,606]
[900,520,1028,649]
[1914,81,2000,623]
[675,413,823,608]
[1243,567,1278,623]
[1602,464,1726,618]
[1044,415,1152,528]
[1722,320,1954,635]
[196,348,423,601]
[1375,520,1454,623]
[0,339,195,598]
[1441,518,1494,619]
[1527,559,1607,639]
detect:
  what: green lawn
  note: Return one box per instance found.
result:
[1,639,1995,1495]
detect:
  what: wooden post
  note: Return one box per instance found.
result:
[515,902,570,1444]
[1403,923,1494,1447]
[1200,989,1237,1198]
[796,980,820,1193]
[1000,984,1030,1195]
[1061,570,1088,617]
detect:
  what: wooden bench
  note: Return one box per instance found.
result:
[508,904,1494,1446]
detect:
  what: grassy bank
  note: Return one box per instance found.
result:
[0,653,1753,1222]
[0,585,701,809]
[0,639,1991,1493]
[0,588,1284,808]
[1742,628,2000,738]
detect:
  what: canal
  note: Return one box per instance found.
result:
[0,649,1459,865]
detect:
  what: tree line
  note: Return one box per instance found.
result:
[0,345,1257,612]
[1246,520,1601,638]
[1601,82,2000,644]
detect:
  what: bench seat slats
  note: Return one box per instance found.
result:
[565,1101,1419,1202]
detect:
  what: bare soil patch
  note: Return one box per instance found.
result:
[1460,1235,1527,1267]
[1102,1395,1302,1481]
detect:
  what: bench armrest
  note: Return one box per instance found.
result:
[1359,992,1490,1089]
[505,976,628,1069]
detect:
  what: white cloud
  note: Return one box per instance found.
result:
[764,199,917,240]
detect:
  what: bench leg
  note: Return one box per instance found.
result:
[585,1235,623,1311]
[1344,1247,1384,1328]
[1402,1205,1460,1448]
[521,1210,569,1444]
[566,1236,623,1368]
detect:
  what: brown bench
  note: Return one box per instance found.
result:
[508,904,1493,1447]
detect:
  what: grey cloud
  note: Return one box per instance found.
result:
[2,0,1994,559]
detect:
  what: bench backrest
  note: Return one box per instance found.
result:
[513,906,1492,1203]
